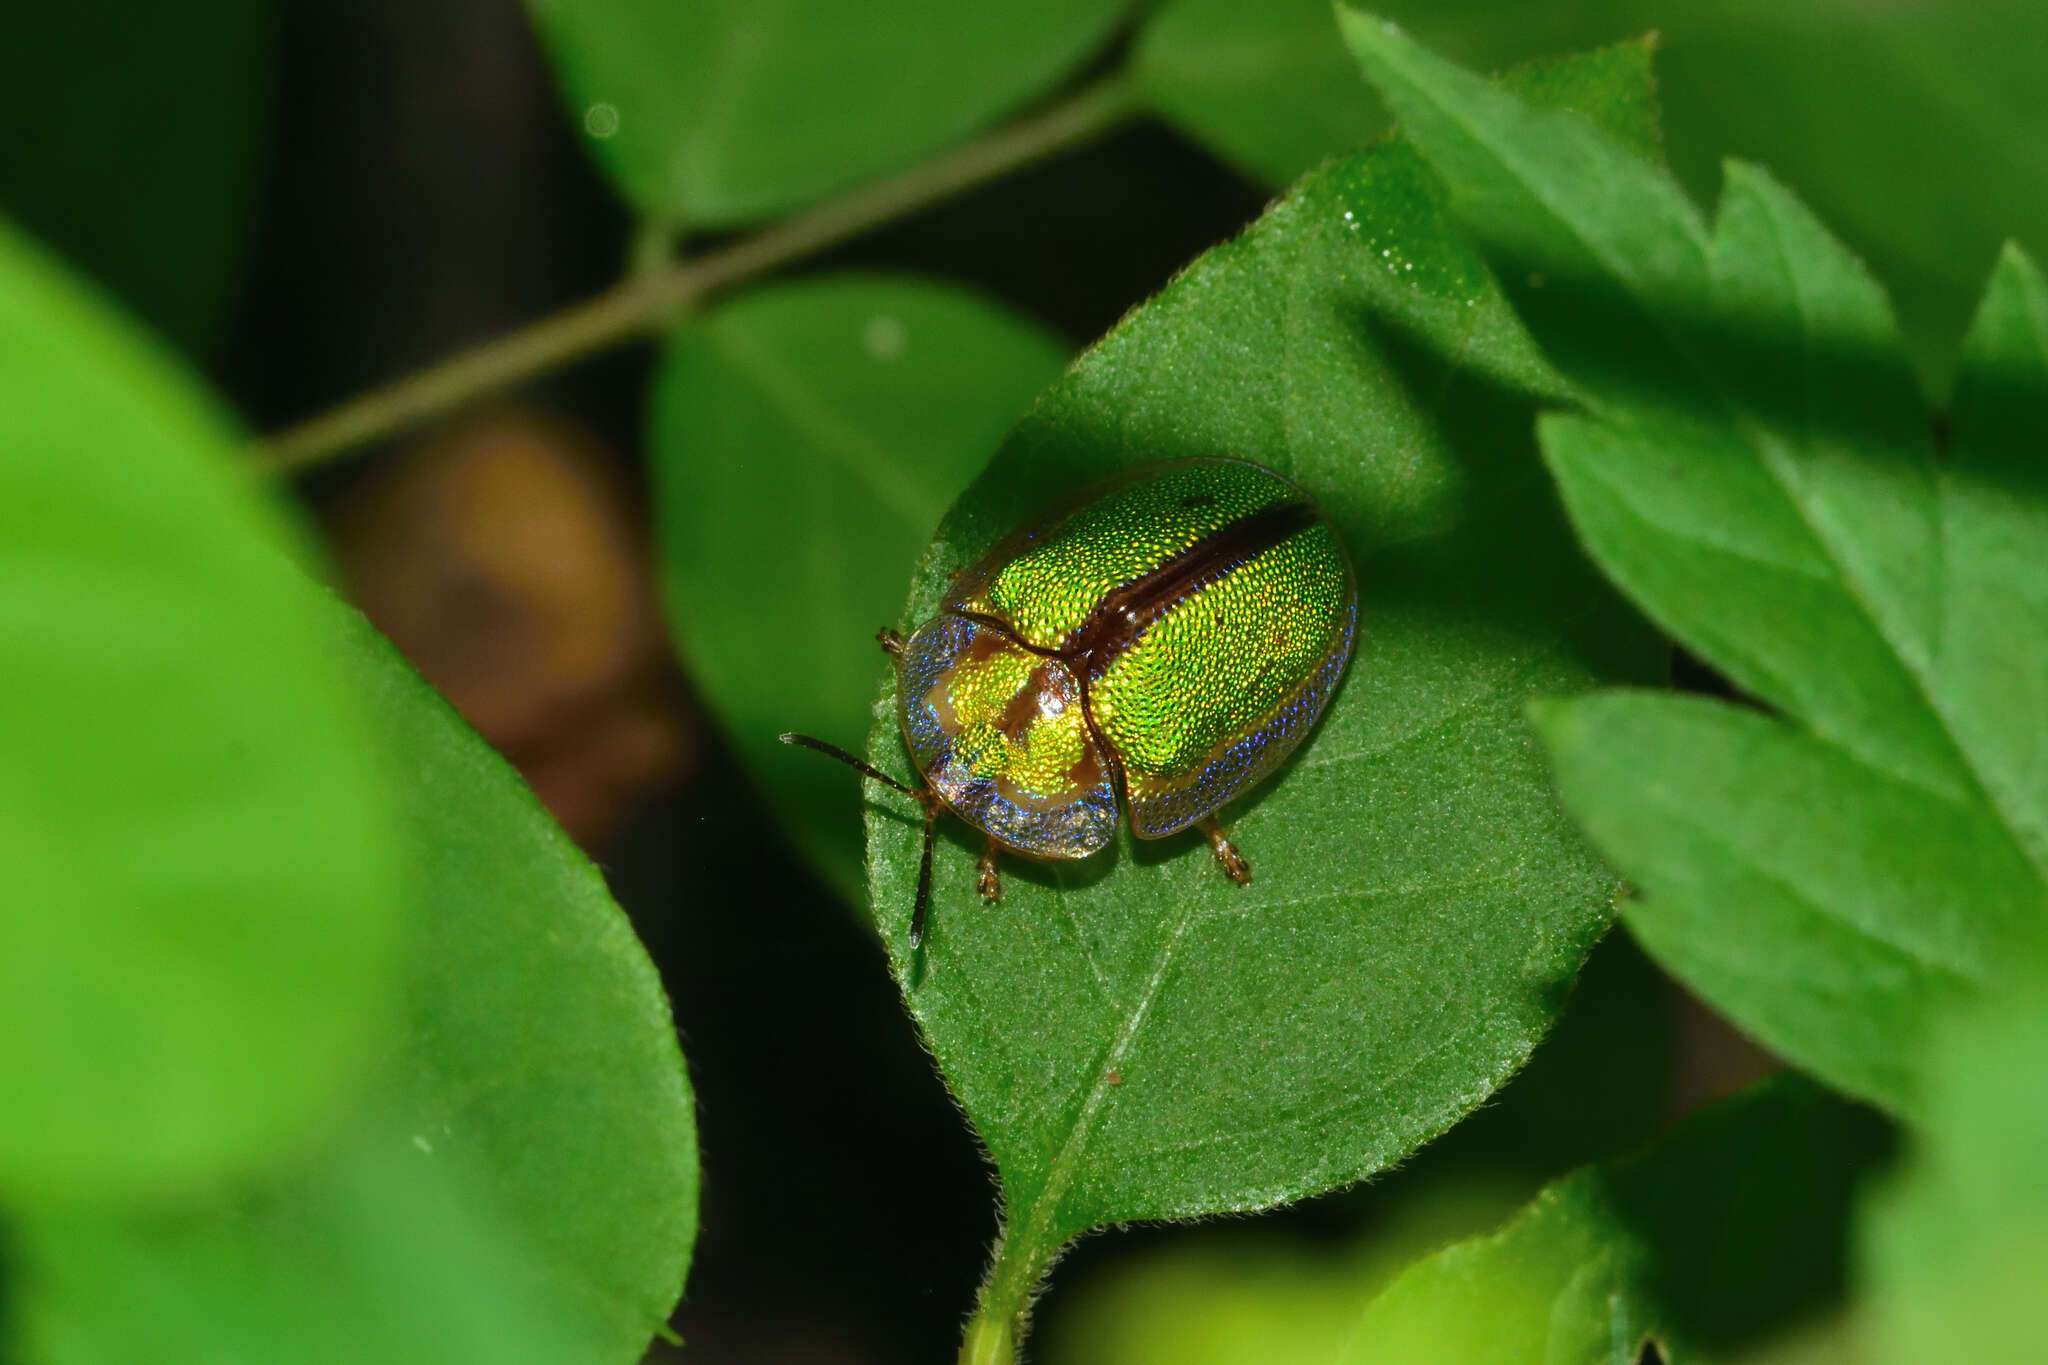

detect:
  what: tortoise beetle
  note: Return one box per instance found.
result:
[785,458,1357,948]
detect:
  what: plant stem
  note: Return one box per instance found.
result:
[958,1309,1017,1365]
[258,74,1138,475]
[957,1237,1053,1365]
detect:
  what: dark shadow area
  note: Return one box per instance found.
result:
[1598,1087,1895,1357]
[603,746,999,1363]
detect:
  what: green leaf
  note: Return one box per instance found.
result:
[1933,245,2048,880]
[1143,1,2048,384]
[1638,0,2048,390]
[1344,1078,1889,1364]
[0,0,271,353]
[651,275,1067,898]
[14,1136,605,1365]
[525,0,1130,226]
[1341,13,2048,1113]
[0,222,401,1203]
[1038,931,1671,1365]
[861,47,1665,1343]
[329,602,699,1353]
[1386,928,1668,1193]
[1862,997,2048,1364]
[14,601,699,1363]
[1533,694,2005,1116]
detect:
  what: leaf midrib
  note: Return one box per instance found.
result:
[1005,640,1564,1239]
[1731,181,2045,891]
[1009,900,1200,1258]
[1620,731,1994,982]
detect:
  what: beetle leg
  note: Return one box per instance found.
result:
[977,837,1003,903]
[1198,817,1252,886]
[876,627,905,656]
[909,800,937,949]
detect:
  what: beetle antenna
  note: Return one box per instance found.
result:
[779,733,925,800]
[911,802,936,949]
[782,732,940,955]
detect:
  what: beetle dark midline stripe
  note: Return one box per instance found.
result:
[1066,499,1320,666]
[785,458,1357,949]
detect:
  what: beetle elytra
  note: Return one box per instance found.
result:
[785,458,1357,949]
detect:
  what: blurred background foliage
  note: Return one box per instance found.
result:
[2,0,2044,1361]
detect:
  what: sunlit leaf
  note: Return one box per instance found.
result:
[1342,10,2048,1116]
[1039,932,1671,1365]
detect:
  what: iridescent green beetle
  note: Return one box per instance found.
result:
[785,458,1356,947]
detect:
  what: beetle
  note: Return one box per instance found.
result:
[784,457,1357,949]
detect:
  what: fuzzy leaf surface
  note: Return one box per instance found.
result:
[861,46,1663,1312]
[1037,932,1671,1365]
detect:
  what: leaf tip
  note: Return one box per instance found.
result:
[1333,5,1408,66]
[1992,238,2047,292]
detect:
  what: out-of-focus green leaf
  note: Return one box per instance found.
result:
[526,0,1129,226]
[0,223,400,1204]
[1042,1222,1444,1365]
[0,0,271,353]
[1343,1078,1888,1364]
[1134,0,1387,187]
[328,603,699,1355]
[650,275,1066,898]
[1140,0,2048,384]
[14,1137,602,1365]
[1342,11,2048,1117]
[1134,0,1663,190]
[1862,998,2048,1365]
[12,601,699,1364]
[862,46,1665,1345]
